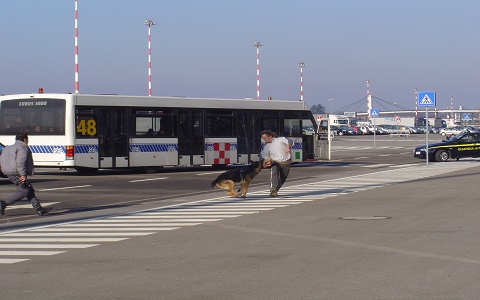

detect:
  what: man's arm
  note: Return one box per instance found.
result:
[15,146,29,178]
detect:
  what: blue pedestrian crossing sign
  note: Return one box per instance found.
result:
[418,91,436,107]
[369,108,380,117]
[463,113,472,120]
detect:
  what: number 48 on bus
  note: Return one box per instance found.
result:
[77,119,97,137]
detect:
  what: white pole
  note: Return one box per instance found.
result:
[426,107,429,166]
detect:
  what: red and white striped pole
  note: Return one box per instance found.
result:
[298,62,306,101]
[74,0,79,94]
[254,42,263,100]
[145,20,156,96]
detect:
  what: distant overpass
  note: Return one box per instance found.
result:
[355,109,480,120]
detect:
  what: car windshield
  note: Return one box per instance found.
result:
[448,133,466,141]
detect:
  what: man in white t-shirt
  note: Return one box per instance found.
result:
[260,130,293,197]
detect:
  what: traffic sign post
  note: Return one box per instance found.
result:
[369,109,380,148]
[463,113,472,126]
[417,91,436,166]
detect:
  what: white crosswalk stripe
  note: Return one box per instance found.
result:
[1,162,479,264]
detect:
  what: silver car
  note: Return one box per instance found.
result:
[439,127,465,136]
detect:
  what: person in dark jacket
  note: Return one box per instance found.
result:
[0,132,52,216]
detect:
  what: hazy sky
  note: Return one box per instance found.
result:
[1,0,479,113]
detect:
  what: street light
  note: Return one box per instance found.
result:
[298,62,306,101]
[145,19,157,96]
[394,102,399,129]
[328,98,333,116]
[254,41,263,100]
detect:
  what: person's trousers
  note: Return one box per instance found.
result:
[3,175,42,209]
[270,161,291,192]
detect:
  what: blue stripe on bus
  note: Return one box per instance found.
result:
[292,142,302,150]
[30,145,66,154]
[204,143,238,151]
[129,144,178,153]
[75,145,99,154]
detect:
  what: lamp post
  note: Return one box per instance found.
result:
[414,88,418,125]
[328,98,333,116]
[394,102,399,129]
[298,62,306,101]
[366,80,371,114]
[254,41,263,100]
[145,19,156,96]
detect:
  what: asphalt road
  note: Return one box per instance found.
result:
[2,134,480,299]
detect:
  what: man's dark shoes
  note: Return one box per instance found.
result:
[1,201,6,216]
[36,206,53,216]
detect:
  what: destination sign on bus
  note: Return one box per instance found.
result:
[18,101,48,106]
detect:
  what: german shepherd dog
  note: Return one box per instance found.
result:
[211,159,269,198]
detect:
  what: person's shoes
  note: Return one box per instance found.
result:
[36,206,53,216]
[269,190,278,197]
[1,201,6,216]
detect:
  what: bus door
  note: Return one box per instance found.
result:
[236,112,251,164]
[178,110,204,166]
[97,108,129,168]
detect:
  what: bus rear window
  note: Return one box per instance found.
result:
[0,98,66,135]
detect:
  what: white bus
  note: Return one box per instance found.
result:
[328,114,357,127]
[0,93,317,173]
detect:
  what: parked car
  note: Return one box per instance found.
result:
[302,126,315,135]
[336,125,355,135]
[439,127,466,136]
[359,126,371,134]
[0,142,5,177]
[414,131,480,162]
[402,126,419,134]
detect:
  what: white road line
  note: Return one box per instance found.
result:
[3,202,58,210]
[59,223,201,227]
[140,211,255,215]
[1,233,155,237]
[110,215,240,219]
[389,164,419,168]
[0,250,65,256]
[0,258,30,264]
[160,208,274,211]
[361,164,393,168]
[129,177,168,183]
[31,228,180,232]
[184,205,288,208]
[0,238,130,242]
[39,185,92,192]
[84,218,222,222]
[0,244,99,249]
[196,171,224,176]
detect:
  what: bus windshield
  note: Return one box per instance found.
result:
[0,98,66,135]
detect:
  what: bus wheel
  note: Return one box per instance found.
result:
[435,150,449,162]
[75,167,99,175]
